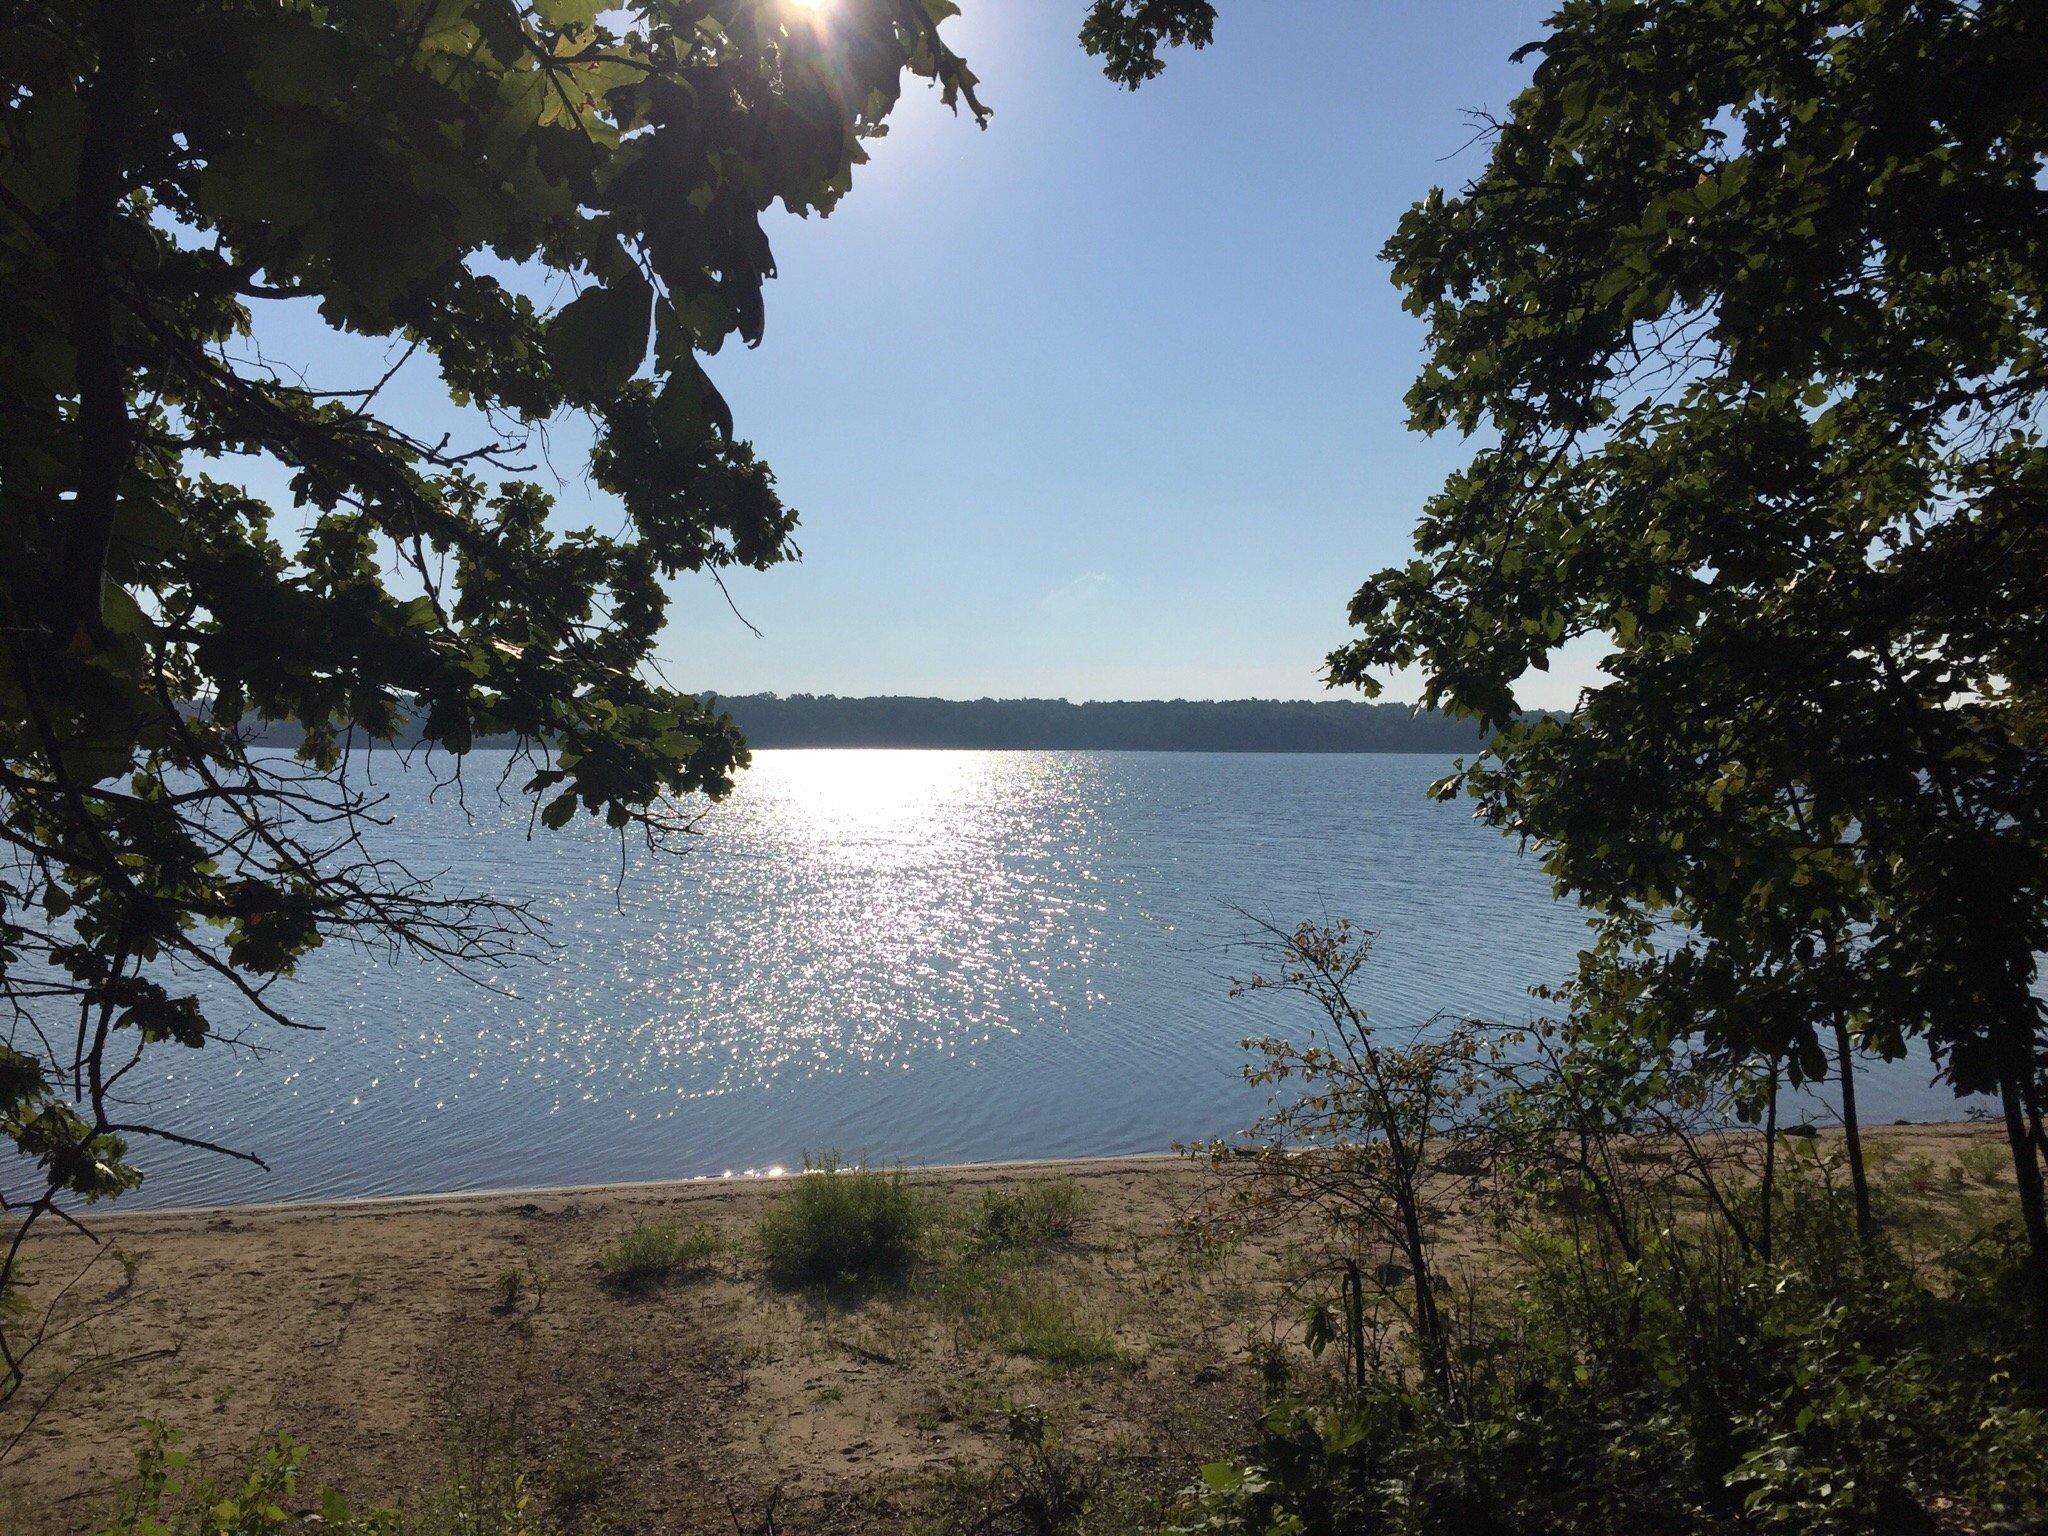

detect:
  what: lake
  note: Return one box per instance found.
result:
[106,749,1959,1207]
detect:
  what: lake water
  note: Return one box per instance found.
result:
[96,750,1961,1208]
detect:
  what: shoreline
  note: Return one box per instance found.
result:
[58,1117,1993,1227]
[76,1150,1189,1226]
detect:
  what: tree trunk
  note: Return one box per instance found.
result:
[1834,1017,1872,1243]
[1342,1259,1367,1393]
[1394,1174,1447,1394]
[57,0,140,655]
[1759,1057,1779,1268]
[1998,1068,2048,1365]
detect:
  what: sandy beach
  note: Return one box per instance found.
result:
[4,1154,1263,1534]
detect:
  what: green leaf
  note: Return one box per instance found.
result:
[1199,1461,1245,1492]
[536,0,604,25]
[549,271,653,402]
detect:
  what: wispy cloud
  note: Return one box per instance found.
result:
[1037,572,1113,615]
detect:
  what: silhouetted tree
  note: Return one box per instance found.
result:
[1331,0,2048,1335]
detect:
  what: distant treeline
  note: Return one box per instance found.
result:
[713,694,1484,753]
[236,695,1492,754]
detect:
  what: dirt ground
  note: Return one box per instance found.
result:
[0,1123,2012,1535]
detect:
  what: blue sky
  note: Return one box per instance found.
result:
[245,2,1606,707]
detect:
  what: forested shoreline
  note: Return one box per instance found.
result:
[716,695,1487,752]
[238,695,1492,754]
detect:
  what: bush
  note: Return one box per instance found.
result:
[1170,1219,2048,1536]
[756,1154,926,1288]
[971,1179,1091,1252]
[94,1421,563,1536]
[599,1218,720,1288]
[1160,933,2048,1536]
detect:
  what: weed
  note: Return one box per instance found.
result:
[545,1424,609,1523]
[493,1258,552,1316]
[974,1405,1098,1536]
[91,1426,352,1535]
[94,1418,564,1535]
[413,1419,550,1536]
[1956,1140,2008,1188]
[1249,1339,1291,1398]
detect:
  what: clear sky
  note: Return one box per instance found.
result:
[245,2,1608,708]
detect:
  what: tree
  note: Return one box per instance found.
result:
[0,0,1211,1404]
[1210,918,1504,1395]
[1330,0,2048,1336]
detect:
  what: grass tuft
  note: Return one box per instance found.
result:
[545,1423,609,1523]
[1002,1292,1124,1368]
[599,1217,720,1288]
[1955,1139,2008,1187]
[970,1179,1091,1253]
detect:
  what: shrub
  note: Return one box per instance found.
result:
[1159,929,2048,1536]
[93,1420,574,1536]
[93,1426,380,1536]
[756,1155,926,1288]
[971,1179,1092,1252]
[1170,1222,2048,1536]
[599,1218,720,1288]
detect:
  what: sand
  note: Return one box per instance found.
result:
[1,1155,1265,1534]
